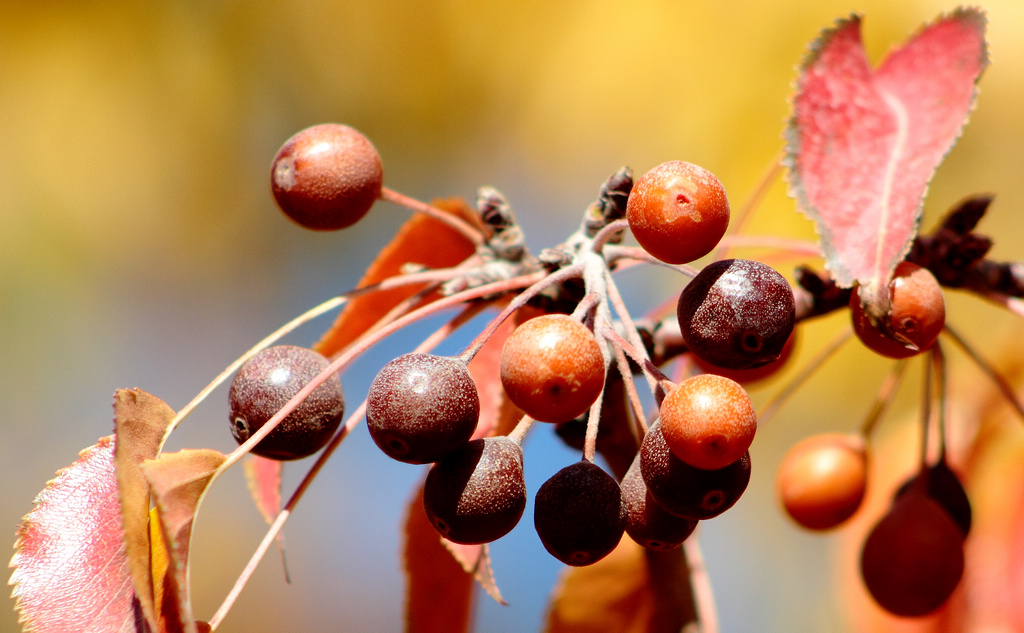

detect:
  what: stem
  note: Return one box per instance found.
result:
[611,340,650,439]
[920,351,934,470]
[602,245,701,278]
[600,326,673,392]
[590,218,629,253]
[932,342,948,462]
[714,235,822,258]
[218,273,545,475]
[714,150,783,261]
[506,414,535,445]
[209,300,478,629]
[758,329,852,427]
[943,325,1024,423]
[457,265,581,363]
[379,186,486,247]
[581,381,605,463]
[683,534,720,633]
[603,267,659,395]
[860,359,909,440]
[165,267,463,444]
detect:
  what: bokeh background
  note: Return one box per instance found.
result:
[3,1,1023,631]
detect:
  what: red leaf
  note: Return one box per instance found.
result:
[315,198,481,358]
[402,483,475,633]
[10,436,138,633]
[466,313,521,440]
[786,9,987,310]
[243,455,289,578]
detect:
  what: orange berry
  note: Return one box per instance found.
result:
[851,262,945,359]
[659,374,756,470]
[499,314,605,424]
[776,433,867,530]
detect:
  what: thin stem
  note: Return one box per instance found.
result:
[209,299,477,629]
[218,273,544,475]
[603,267,659,395]
[581,380,606,464]
[716,150,783,259]
[714,235,822,258]
[759,329,852,427]
[507,414,535,445]
[600,325,673,390]
[379,186,486,247]
[165,267,462,443]
[602,245,701,278]
[611,340,650,439]
[860,359,909,440]
[932,342,948,463]
[683,534,720,633]
[943,325,1024,423]
[457,265,580,363]
[920,351,934,470]
[590,218,629,253]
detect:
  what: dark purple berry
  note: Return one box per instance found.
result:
[622,454,697,550]
[534,461,625,566]
[894,459,971,539]
[366,353,480,464]
[677,258,795,370]
[422,437,526,545]
[228,345,345,460]
[640,422,750,520]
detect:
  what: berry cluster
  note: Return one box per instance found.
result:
[241,123,803,568]
[221,121,998,618]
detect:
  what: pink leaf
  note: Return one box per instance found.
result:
[10,436,138,633]
[786,9,987,311]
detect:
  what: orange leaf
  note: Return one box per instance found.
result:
[10,436,137,633]
[544,539,695,633]
[403,483,476,633]
[467,313,521,440]
[113,388,177,630]
[315,198,481,357]
[243,455,289,579]
[143,449,227,633]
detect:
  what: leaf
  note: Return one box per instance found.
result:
[786,9,987,312]
[142,449,226,633]
[113,388,177,630]
[315,197,482,357]
[402,483,476,633]
[243,455,289,580]
[440,540,504,605]
[466,313,521,440]
[543,539,695,633]
[10,436,138,633]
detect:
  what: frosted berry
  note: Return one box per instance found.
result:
[534,461,625,566]
[626,161,730,264]
[271,123,383,230]
[851,261,946,359]
[423,437,527,545]
[640,422,750,520]
[500,314,605,424]
[659,374,757,471]
[678,258,795,370]
[366,353,479,464]
[776,433,868,530]
[622,454,697,550]
[228,345,345,460]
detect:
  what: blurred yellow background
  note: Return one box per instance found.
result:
[2,1,1022,631]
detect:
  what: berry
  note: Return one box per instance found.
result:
[659,374,757,471]
[422,437,527,545]
[850,261,946,359]
[621,454,697,551]
[270,123,383,231]
[499,314,606,424]
[693,328,797,384]
[677,258,796,370]
[893,460,971,539]
[626,161,730,265]
[534,461,625,566]
[366,353,479,464]
[228,345,345,460]
[776,433,868,530]
[860,483,965,617]
[640,422,751,520]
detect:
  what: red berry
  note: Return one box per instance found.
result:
[499,314,606,424]
[270,123,383,231]
[851,262,945,359]
[776,433,867,530]
[860,484,964,617]
[626,160,730,265]
[659,374,757,471]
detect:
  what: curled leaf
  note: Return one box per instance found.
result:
[786,9,987,314]
[143,449,226,633]
[10,436,137,633]
[114,388,177,630]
